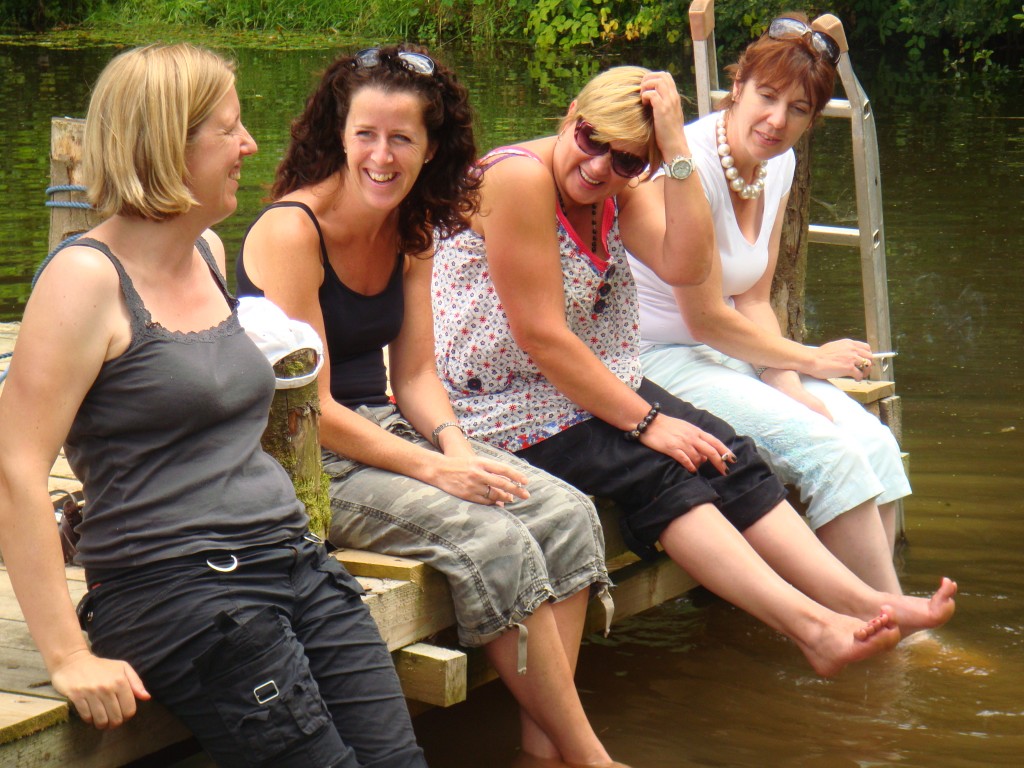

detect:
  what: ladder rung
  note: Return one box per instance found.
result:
[808,224,860,246]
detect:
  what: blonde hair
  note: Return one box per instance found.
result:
[560,66,661,173]
[83,43,236,220]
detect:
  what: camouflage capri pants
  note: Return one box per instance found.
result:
[323,404,610,647]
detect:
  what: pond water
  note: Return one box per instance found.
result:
[1,40,1022,768]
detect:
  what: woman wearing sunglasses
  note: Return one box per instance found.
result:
[237,45,624,768]
[629,17,956,609]
[434,63,960,684]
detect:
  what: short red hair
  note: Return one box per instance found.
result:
[717,31,836,117]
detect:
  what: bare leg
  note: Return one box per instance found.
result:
[484,599,610,765]
[878,501,898,554]
[658,503,900,677]
[816,499,903,593]
[743,501,956,636]
[517,590,590,759]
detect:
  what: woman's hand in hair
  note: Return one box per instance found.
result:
[639,71,688,162]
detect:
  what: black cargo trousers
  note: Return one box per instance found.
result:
[79,534,426,768]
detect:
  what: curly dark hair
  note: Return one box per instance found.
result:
[273,44,480,256]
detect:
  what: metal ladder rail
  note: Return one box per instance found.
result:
[687,1,895,384]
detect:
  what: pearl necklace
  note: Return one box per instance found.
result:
[716,113,768,200]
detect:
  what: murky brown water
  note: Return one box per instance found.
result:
[2,41,1021,768]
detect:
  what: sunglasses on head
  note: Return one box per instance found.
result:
[354,48,436,76]
[573,120,648,179]
[766,18,841,67]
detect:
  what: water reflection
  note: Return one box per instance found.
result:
[1,40,1021,768]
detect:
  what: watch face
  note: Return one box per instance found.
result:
[670,156,693,179]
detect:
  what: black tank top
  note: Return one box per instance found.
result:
[237,201,404,407]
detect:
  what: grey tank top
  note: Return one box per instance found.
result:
[64,238,307,571]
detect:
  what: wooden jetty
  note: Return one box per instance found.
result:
[0,5,906,762]
[0,334,902,766]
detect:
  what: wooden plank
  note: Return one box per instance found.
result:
[335,548,434,587]
[393,643,467,708]
[355,572,455,652]
[828,377,895,404]
[0,700,192,768]
[0,692,68,745]
[879,394,903,444]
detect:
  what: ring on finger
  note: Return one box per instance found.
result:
[484,485,492,500]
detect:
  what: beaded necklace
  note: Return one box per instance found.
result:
[555,187,599,254]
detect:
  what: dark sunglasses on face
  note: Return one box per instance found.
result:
[766,17,841,66]
[354,48,436,76]
[573,120,648,179]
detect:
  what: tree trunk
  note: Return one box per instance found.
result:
[772,129,812,342]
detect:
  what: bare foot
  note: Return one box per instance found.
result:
[797,605,901,677]
[885,577,957,637]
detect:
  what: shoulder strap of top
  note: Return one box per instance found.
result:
[263,201,329,263]
[70,237,150,335]
[195,235,239,310]
[478,146,544,173]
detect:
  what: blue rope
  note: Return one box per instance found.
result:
[0,352,10,385]
[45,184,92,210]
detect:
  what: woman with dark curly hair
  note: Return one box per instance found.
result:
[238,45,624,768]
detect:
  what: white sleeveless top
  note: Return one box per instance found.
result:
[631,110,796,349]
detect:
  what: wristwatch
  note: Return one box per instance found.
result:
[661,154,695,180]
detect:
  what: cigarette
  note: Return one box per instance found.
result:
[871,352,897,359]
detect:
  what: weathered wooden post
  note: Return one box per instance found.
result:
[48,117,102,252]
[265,351,331,539]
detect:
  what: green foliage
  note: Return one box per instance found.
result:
[0,0,100,31]
[509,0,685,49]
[3,0,1020,77]
[838,0,1019,75]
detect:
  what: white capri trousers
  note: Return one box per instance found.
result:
[640,343,911,530]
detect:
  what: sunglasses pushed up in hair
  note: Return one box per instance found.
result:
[573,119,648,179]
[354,48,436,76]
[766,18,841,67]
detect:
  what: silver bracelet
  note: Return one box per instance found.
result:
[430,421,465,447]
[754,366,769,380]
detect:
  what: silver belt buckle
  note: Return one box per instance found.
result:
[205,554,239,573]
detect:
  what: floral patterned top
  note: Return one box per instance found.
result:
[433,146,642,452]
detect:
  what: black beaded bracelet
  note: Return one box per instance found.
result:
[624,402,661,441]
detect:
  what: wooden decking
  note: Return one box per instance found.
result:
[0,320,901,765]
